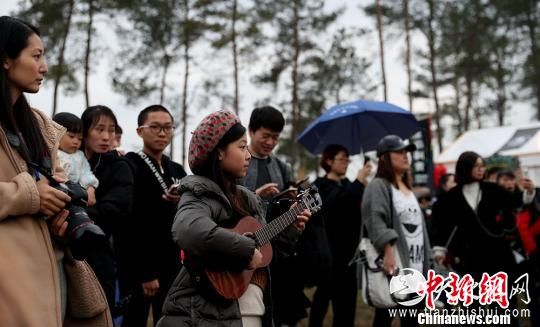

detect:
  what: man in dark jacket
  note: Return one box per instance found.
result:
[122,105,187,327]
[240,106,308,325]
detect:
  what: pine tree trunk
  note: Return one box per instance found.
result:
[427,0,443,151]
[464,75,473,131]
[160,54,170,104]
[525,0,540,120]
[158,50,171,162]
[291,0,300,170]
[475,103,483,129]
[232,0,239,115]
[84,0,94,108]
[376,0,388,101]
[169,136,175,161]
[52,0,74,115]
[453,74,463,134]
[179,0,190,166]
[451,15,463,135]
[495,57,507,126]
[403,0,413,112]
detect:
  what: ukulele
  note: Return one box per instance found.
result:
[205,185,323,299]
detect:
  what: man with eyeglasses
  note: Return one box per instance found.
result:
[122,105,186,326]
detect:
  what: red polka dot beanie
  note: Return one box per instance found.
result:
[188,109,240,174]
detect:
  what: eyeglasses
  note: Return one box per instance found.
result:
[140,124,175,134]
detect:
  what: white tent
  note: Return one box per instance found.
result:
[436,123,540,182]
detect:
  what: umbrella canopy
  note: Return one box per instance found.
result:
[297,100,421,155]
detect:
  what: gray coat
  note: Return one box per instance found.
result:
[158,175,300,327]
[361,177,431,274]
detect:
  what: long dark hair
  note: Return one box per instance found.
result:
[0,16,47,166]
[455,151,482,185]
[81,105,118,155]
[376,152,411,189]
[199,123,251,217]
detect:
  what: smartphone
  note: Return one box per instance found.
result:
[168,183,180,195]
[293,176,310,188]
[364,156,370,166]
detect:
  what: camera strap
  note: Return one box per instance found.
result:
[137,151,168,194]
[5,128,51,179]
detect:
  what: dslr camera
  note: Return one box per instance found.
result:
[40,169,106,259]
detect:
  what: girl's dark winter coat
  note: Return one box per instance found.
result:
[158,175,301,327]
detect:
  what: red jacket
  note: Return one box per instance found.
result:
[516,210,540,255]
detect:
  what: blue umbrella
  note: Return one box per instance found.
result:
[297,100,421,155]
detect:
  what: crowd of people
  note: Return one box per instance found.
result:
[2,15,540,327]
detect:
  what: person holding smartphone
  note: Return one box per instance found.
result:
[122,105,187,326]
[307,144,371,327]
[240,106,305,325]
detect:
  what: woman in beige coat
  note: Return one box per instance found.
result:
[0,16,72,326]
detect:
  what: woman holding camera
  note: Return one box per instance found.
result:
[81,105,134,314]
[0,16,72,326]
